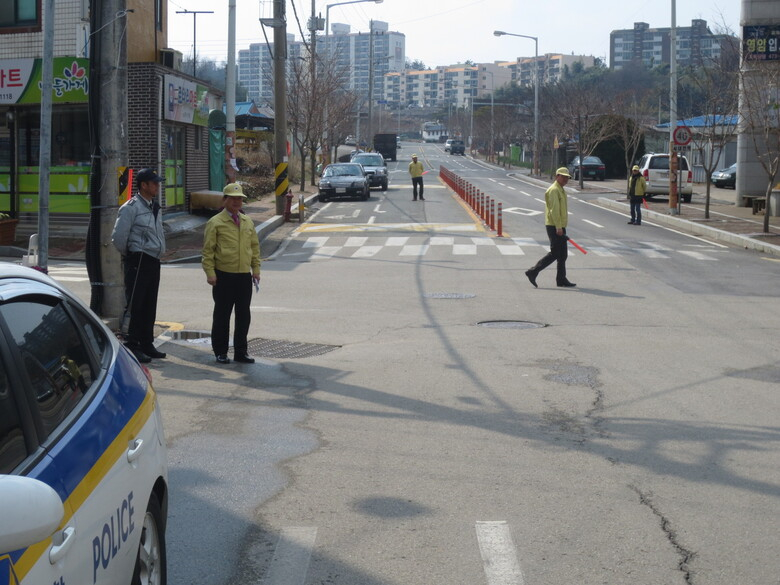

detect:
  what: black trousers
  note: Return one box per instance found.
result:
[211,270,253,357]
[630,195,643,223]
[530,225,568,283]
[412,176,424,198]
[123,252,161,347]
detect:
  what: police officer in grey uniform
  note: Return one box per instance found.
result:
[111,168,167,362]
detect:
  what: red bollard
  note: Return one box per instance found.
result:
[497,202,503,237]
[490,198,495,230]
[283,189,294,221]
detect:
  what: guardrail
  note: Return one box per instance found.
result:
[439,166,502,237]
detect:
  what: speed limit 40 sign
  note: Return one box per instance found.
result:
[673,125,692,146]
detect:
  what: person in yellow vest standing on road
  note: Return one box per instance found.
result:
[409,154,425,201]
[627,164,647,225]
[202,183,261,364]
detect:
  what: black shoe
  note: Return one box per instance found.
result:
[557,281,577,288]
[627,220,635,224]
[141,345,166,359]
[525,270,538,288]
[216,354,231,364]
[635,222,641,226]
[130,348,152,364]
[234,354,255,364]
[413,198,417,201]
[419,197,425,200]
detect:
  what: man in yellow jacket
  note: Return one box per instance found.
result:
[202,183,261,364]
[408,154,425,200]
[525,167,576,288]
[627,164,647,225]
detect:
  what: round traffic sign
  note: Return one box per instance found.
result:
[673,125,692,146]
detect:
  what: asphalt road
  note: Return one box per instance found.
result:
[42,141,780,585]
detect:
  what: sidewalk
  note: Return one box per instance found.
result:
[0,186,318,264]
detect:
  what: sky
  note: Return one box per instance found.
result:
[165,0,741,68]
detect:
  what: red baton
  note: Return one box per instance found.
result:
[643,198,649,209]
[566,236,587,254]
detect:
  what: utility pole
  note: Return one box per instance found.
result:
[367,21,374,149]
[37,0,54,273]
[668,0,679,215]
[176,10,213,77]
[225,0,237,184]
[268,0,288,214]
[84,0,129,323]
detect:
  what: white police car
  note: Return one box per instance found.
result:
[0,263,168,585]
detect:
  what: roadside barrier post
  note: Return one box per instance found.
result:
[497,202,503,237]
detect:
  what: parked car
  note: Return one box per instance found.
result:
[350,152,389,191]
[444,138,455,152]
[568,156,606,180]
[711,163,737,188]
[636,152,694,202]
[318,163,370,202]
[344,135,356,146]
[449,139,465,155]
[0,263,169,585]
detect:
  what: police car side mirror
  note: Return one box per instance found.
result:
[0,475,64,553]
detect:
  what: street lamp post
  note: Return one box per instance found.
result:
[483,70,495,163]
[494,30,539,176]
[324,0,383,164]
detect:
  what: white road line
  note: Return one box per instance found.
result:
[589,247,618,257]
[520,191,534,197]
[400,244,429,256]
[636,249,669,258]
[430,236,455,245]
[534,198,545,204]
[679,250,717,261]
[511,237,543,247]
[351,245,382,258]
[453,244,477,255]
[582,219,604,228]
[471,237,495,245]
[303,237,329,248]
[344,237,368,247]
[385,236,409,246]
[261,527,317,585]
[368,216,376,224]
[476,521,525,585]
[496,245,525,255]
[310,246,342,260]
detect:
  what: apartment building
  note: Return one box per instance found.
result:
[610,20,736,70]
[238,20,405,109]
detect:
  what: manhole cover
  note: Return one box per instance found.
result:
[247,338,340,359]
[477,320,547,329]
[423,292,476,299]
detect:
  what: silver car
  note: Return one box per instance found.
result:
[350,153,388,191]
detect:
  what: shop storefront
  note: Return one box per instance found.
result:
[1,57,91,227]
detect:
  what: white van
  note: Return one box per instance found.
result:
[637,153,694,203]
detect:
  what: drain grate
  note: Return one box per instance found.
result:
[247,337,340,359]
[423,292,476,299]
[477,320,547,330]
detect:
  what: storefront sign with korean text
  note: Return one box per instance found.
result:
[0,58,89,104]
[164,74,219,127]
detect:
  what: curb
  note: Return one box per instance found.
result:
[595,197,780,257]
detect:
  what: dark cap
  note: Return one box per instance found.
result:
[136,168,163,184]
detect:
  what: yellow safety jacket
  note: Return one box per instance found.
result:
[202,209,261,278]
[544,181,568,229]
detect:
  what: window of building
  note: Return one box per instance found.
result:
[0,0,40,31]
[15,105,90,167]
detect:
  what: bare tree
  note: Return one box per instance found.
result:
[684,37,740,218]
[545,77,618,188]
[739,58,780,233]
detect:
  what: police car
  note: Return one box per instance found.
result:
[0,263,168,585]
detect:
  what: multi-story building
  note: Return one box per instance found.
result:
[238,21,405,110]
[1,0,222,232]
[610,20,735,70]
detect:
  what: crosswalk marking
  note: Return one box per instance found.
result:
[679,250,717,260]
[261,527,317,585]
[278,235,723,263]
[476,521,525,585]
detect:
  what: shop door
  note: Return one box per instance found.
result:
[164,127,184,208]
